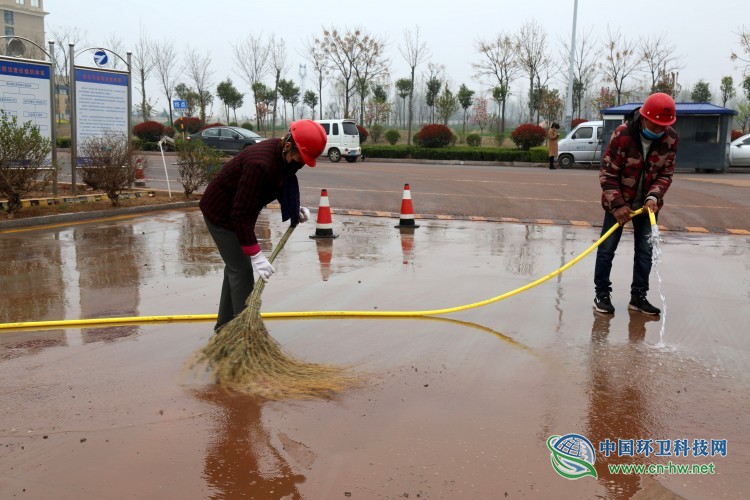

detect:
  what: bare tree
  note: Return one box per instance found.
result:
[398,26,429,145]
[515,20,551,123]
[132,27,155,122]
[184,47,215,124]
[77,134,142,206]
[233,34,270,131]
[316,26,386,121]
[640,33,682,93]
[603,27,642,105]
[731,25,750,68]
[269,35,288,137]
[105,35,125,70]
[473,32,519,133]
[301,36,330,120]
[152,39,180,126]
[49,25,87,124]
[351,32,389,124]
[559,27,601,119]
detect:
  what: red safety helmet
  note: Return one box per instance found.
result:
[641,92,676,127]
[289,119,327,167]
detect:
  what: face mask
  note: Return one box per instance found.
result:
[641,127,665,140]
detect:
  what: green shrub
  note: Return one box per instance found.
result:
[361,144,532,162]
[57,137,71,148]
[530,146,549,163]
[494,132,505,147]
[417,124,453,148]
[466,133,482,147]
[384,129,401,145]
[241,122,254,131]
[370,124,385,143]
[511,124,546,150]
[0,112,53,215]
[412,132,422,147]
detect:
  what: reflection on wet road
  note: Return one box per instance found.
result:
[1,209,748,498]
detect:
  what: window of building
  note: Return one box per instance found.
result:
[16,0,24,5]
[4,26,14,37]
[4,10,13,25]
[31,0,39,6]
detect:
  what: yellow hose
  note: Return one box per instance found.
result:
[0,209,643,331]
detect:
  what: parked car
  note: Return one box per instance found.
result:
[556,120,603,169]
[729,133,750,167]
[186,126,263,155]
[315,119,361,162]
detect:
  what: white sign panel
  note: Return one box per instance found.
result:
[74,67,128,147]
[0,59,52,141]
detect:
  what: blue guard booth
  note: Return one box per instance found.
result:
[600,103,736,172]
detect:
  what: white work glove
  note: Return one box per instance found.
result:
[299,206,311,223]
[250,251,275,283]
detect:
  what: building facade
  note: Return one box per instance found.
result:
[1,0,46,56]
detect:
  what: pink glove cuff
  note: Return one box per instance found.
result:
[242,244,261,256]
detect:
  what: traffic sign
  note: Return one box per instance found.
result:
[94,50,108,67]
[173,99,188,110]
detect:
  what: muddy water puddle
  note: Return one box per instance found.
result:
[1,210,748,498]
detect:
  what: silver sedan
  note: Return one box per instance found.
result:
[729,133,750,167]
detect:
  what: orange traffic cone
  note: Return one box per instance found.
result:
[310,189,338,239]
[315,239,333,281]
[395,183,420,228]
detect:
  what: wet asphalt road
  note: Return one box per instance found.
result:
[1,205,749,498]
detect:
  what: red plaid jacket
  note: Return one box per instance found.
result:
[600,115,678,212]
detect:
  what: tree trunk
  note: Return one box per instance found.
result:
[407,66,415,146]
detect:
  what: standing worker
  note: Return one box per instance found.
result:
[200,119,327,331]
[548,122,560,169]
[593,93,678,316]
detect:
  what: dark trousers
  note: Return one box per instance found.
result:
[594,211,654,296]
[549,156,555,168]
[204,216,255,330]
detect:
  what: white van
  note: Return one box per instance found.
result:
[316,119,361,163]
[557,120,603,168]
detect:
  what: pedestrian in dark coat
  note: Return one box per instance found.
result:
[200,120,327,330]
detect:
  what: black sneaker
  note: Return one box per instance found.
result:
[628,295,661,316]
[593,294,615,314]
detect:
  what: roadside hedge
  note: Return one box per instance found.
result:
[361,145,549,163]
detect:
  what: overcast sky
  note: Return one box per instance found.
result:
[44,0,748,121]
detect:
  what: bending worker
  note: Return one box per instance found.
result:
[593,93,678,316]
[200,119,327,331]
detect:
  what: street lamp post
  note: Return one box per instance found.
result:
[564,0,579,130]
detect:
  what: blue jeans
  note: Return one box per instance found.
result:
[594,211,654,296]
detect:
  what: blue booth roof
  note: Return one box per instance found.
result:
[601,102,736,116]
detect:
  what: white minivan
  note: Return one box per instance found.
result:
[556,120,603,168]
[316,119,362,163]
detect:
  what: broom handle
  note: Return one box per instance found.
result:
[250,224,296,299]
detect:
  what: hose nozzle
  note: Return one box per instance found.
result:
[647,207,657,227]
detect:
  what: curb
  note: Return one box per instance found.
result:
[0,201,199,231]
